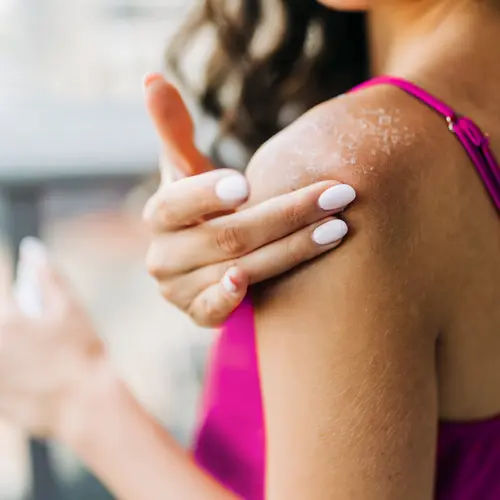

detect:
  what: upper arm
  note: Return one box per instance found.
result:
[246,89,442,499]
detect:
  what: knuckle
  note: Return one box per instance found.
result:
[159,281,176,302]
[143,188,174,229]
[215,225,248,256]
[282,203,307,227]
[145,246,170,279]
[155,196,173,224]
[145,252,160,278]
[147,261,163,280]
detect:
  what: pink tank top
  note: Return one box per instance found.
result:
[194,76,500,499]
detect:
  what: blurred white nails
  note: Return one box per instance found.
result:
[15,237,46,317]
[19,237,48,266]
[318,184,356,211]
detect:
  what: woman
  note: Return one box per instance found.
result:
[1,1,500,500]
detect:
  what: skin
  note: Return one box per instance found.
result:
[250,85,440,499]
[0,0,499,499]
[143,75,355,327]
[251,1,500,498]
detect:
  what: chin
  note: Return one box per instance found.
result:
[316,0,369,11]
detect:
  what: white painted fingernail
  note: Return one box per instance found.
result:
[318,184,356,211]
[215,175,249,203]
[222,269,239,293]
[19,237,48,266]
[16,237,45,318]
[312,220,348,245]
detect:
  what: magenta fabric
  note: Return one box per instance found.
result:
[193,77,500,499]
[353,76,500,212]
[194,297,264,500]
[437,418,500,499]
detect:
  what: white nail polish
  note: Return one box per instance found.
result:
[222,273,238,293]
[215,175,249,203]
[318,184,356,211]
[19,237,48,266]
[312,220,348,245]
[15,237,45,318]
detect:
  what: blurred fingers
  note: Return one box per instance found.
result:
[17,238,73,319]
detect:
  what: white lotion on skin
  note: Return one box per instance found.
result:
[14,237,46,318]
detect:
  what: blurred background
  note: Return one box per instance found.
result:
[0,1,213,498]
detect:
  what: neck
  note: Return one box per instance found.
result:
[368,0,500,108]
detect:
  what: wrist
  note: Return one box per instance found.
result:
[55,358,125,448]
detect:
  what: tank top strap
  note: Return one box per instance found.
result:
[351,76,500,213]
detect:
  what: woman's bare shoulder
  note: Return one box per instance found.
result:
[246,83,446,217]
[248,87,444,500]
[246,83,458,317]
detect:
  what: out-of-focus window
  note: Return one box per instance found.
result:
[0,0,190,100]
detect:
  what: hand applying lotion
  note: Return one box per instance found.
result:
[142,74,355,326]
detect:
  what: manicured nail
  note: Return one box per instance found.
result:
[222,268,240,294]
[312,220,348,245]
[19,237,48,266]
[318,184,356,211]
[142,72,164,91]
[215,175,249,203]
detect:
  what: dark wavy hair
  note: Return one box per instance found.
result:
[167,1,368,164]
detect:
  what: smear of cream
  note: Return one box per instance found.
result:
[249,100,417,190]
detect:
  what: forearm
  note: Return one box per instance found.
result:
[59,362,237,500]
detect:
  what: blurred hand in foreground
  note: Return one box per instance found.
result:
[0,239,105,439]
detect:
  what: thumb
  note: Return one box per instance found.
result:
[16,238,73,318]
[143,73,213,178]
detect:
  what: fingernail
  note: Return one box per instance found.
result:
[318,184,356,211]
[215,175,249,203]
[142,72,163,91]
[19,237,48,266]
[222,268,239,294]
[312,220,348,245]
